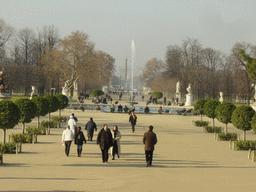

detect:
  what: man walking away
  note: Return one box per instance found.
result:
[85,117,97,141]
[143,125,157,167]
[62,125,74,157]
[97,124,113,163]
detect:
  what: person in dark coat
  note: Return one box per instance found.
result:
[143,125,157,167]
[74,126,86,157]
[97,124,113,163]
[85,117,97,141]
[129,111,137,133]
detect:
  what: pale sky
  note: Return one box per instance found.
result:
[1,0,256,77]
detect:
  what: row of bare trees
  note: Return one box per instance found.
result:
[141,38,256,103]
[0,18,115,95]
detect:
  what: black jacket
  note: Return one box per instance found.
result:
[129,115,137,125]
[97,128,113,150]
[75,131,86,145]
[85,120,97,134]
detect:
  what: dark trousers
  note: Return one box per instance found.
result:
[131,124,135,133]
[101,149,109,162]
[87,133,93,141]
[65,141,72,156]
[145,150,153,165]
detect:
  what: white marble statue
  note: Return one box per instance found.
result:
[219,92,224,102]
[176,81,181,93]
[30,86,36,99]
[186,83,192,94]
[252,84,256,101]
[62,80,69,98]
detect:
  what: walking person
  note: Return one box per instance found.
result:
[129,111,137,133]
[111,125,121,160]
[74,126,86,157]
[85,117,97,141]
[97,124,113,163]
[68,114,76,133]
[143,125,157,167]
[62,125,74,157]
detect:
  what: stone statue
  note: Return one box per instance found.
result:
[219,92,224,102]
[186,83,192,94]
[176,81,181,93]
[252,84,256,102]
[30,86,36,100]
[62,80,69,98]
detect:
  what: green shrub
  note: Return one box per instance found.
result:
[10,133,32,143]
[0,143,16,153]
[204,99,220,127]
[110,107,115,113]
[193,99,207,121]
[26,127,46,135]
[151,91,163,99]
[218,133,237,141]
[156,101,162,105]
[91,89,104,97]
[123,106,129,113]
[41,120,57,128]
[51,116,68,123]
[194,121,209,127]
[251,113,256,134]
[234,140,256,150]
[204,126,222,133]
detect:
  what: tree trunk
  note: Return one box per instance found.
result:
[37,116,40,128]
[22,123,25,134]
[59,109,61,117]
[243,130,246,141]
[225,124,227,134]
[3,129,6,144]
[213,118,215,127]
[200,114,203,121]
[47,113,51,135]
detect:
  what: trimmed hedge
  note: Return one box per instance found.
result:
[0,143,16,153]
[234,140,256,150]
[218,133,237,141]
[26,127,46,135]
[41,120,57,128]
[204,126,222,133]
[10,133,32,143]
[194,121,209,127]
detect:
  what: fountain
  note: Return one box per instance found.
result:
[128,40,138,105]
[0,70,11,101]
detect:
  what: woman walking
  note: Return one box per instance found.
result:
[129,111,137,133]
[111,125,121,160]
[74,126,86,157]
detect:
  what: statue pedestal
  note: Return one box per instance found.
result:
[251,103,256,111]
[73,89,78,99]
[62,88,69,98]
[185,94,193,106]
[175,92,181,101]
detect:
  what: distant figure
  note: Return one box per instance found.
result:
[85,117,97,141]
[74,126,86,157]
[163,97,166,105]
[123,105,129,113]
[97,124,113,163]
[70,113,78,122]
[143,125,157,167]
[117,104,123,112]
[167,101,171,106]
[68,114,77,134]
[149,96,152,103]
[111,125,121,160]
[158,106,163,114]
[141,95,145,101]
[129,111,137,133]
[62,125,74,157]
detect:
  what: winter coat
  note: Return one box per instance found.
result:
[129,114,137,125]
[143,130,157,151]
[85,120,97,134]
[97,128,113,150]
[74,131,86,145]
[62,128,74,142]
[68,118,76,133]
[110,130,121,155]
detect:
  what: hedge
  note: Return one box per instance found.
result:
[204,126,222,133]
[218,133,237,141]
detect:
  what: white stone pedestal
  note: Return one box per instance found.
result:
[185,94,193,106]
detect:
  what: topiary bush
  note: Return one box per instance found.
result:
[26,127,46,135]
[204,99,220,127]
[92,89,104,97]
[204,126,222,133]
[151,91,163,99]
[0,143,16,153]
[234,140,256,150]
[41,120,57,128]
[218,133,237,141]
[193,99,207,121]
[215,101,236,133]
[51,116,68,128]
[11,133,32,143]
[231,105,255,141]
[194,121,209,127]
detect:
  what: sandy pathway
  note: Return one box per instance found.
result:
[1,107,256,192]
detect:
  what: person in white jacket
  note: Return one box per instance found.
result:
[68,115,76,133]
[62,125,74,156]
[111,125,121,160]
